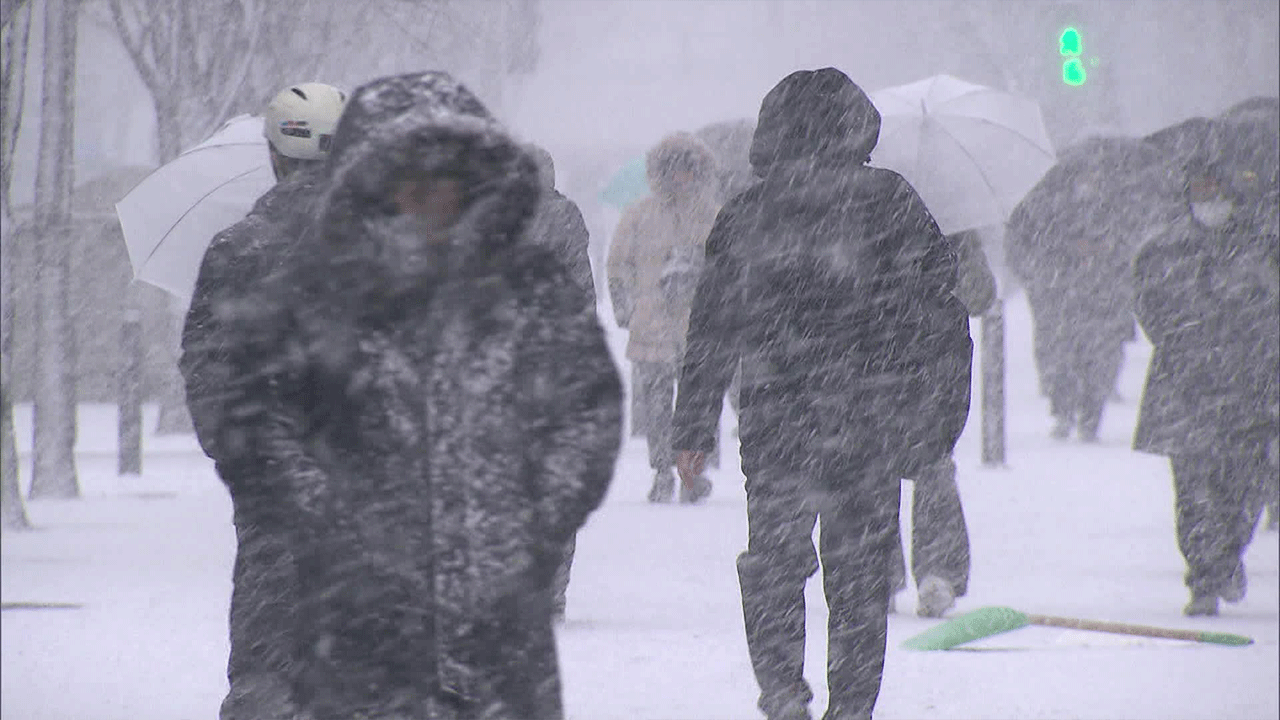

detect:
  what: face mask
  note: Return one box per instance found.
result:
[366,214,452,281]
[1190,199,1234,228]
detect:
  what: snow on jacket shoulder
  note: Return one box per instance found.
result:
[673,68,967,488]
[179,166,322,473]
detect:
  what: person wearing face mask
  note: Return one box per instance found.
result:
[1131,117,1279,617]
[217,72,622,720]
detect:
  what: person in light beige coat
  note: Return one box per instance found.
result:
[608,132,721,503]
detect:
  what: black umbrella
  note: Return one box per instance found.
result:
[1143,116,1217,162]
[1221,95,1279,124]
[1007,135,1169,280]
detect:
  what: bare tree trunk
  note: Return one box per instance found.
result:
[1,213,28,529]
[154,296,193,435]
[149,99,194,435]
[1,362,28,530]
[0,0,28,526]
[29,0,79,500]
[2,0,33,210]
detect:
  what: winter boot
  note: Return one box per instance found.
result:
[1221,563,1247,604]
[1183,592,1219,617]
[821,707,872,720]
[915,575,956,618]
[680,475,713,504]
[647,469,675,503]
[1050,415,1073,440]
[767,697,814,720]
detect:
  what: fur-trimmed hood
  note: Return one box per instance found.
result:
[645,132,718,199]
[307,72,542,304]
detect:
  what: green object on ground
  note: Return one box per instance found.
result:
[901,606,1255,651]
[901,606,1031,650]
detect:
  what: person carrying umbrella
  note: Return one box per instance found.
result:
[1132,116,1279,617]
[673,67,970,720]
[178,81,346,720]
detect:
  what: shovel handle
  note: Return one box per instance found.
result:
[1027,613,1253,646]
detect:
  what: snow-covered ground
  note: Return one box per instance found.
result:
[3,294,1277,720]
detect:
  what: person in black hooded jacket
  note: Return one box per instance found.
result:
[225,72,621,720]
[673,68,968,720]
[1132,117,1278,617]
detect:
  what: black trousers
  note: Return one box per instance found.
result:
[737,473,899,720]
[888,456,970,598]
[1171,446,1266,597]
[1028,296,1126,437]
[220,503,300,720]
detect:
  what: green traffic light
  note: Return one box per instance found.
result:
[1060,27,1082,56]
[1063,58,1087,86]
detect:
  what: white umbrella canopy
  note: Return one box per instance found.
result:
[869,75,1056,235]
[115,114,276,301]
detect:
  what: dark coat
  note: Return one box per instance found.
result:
[950,229,998,317]
[179,166,326,719]
[1005,137,1165,342]
[227,73,623,720]
[671,68,968,492]
[526,184,595,302]
[1133,126,1280,458]
[1132,222,1279,456]
[181,167,322,468]
[182,72,520,720]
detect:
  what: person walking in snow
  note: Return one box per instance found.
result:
[1006,162,1140,443]
[888,227,996,619]
[525,142,598,621]
[1132,117,1279,617]
[179,81,347,720]
[672,67,971,720]
[607,132,721,503]
[213,71,623,720]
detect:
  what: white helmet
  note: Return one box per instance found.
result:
[263,82,347,161]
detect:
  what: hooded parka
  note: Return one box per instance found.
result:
[670,67,966,720]
[606,133,721,364]
[226,72,622,720]
[672,70,967,491]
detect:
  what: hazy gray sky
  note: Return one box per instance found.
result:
[8,0,1279,202]
[513,0,1279,160]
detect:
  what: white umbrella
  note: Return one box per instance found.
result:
[869,75,1056,234]
[115,114,276,301]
